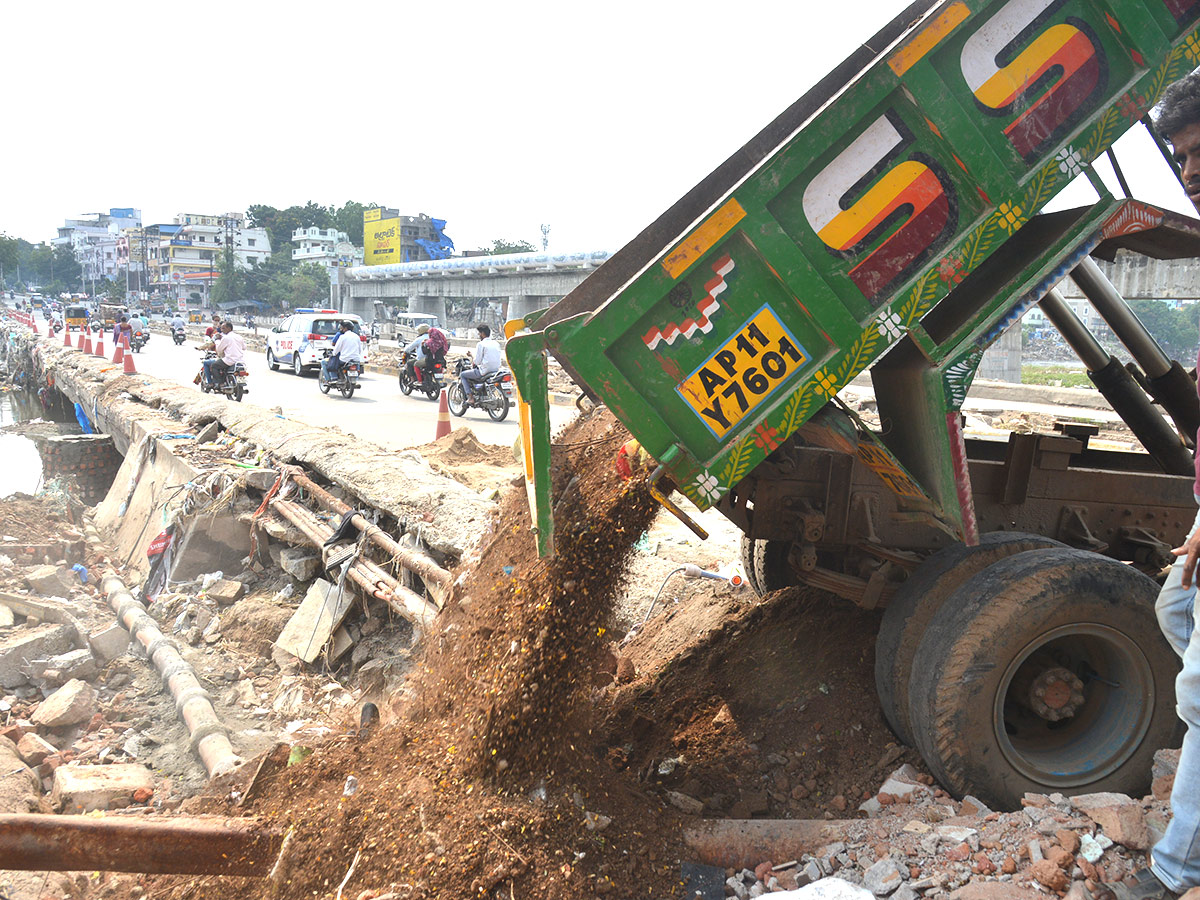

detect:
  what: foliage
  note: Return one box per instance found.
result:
[210,242,245,308]
[1127,299,1200,360]
[478,239,536,255]
[247,201,377,255]
[265,262,330,309]
[0,237,82,294]
[1021,365,1093,388]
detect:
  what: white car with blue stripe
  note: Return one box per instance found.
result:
[265,309,369,376]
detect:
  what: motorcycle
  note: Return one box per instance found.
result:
[398,350,446,400]
[319,349,361,399]
[197,350,249,402]
[446,358,513,422]
[130,330,149,353]
[171,325,186,345]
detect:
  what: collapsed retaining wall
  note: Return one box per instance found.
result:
[12,331,495,559]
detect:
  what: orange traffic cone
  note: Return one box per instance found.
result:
[63,328,72,348]
[113,338,124,364]
[123,346,137,375]
[435,388,452,440]
[30,319,38,335]
[94,334,105,358]
[84,333,93,354]
[76,332,85,350]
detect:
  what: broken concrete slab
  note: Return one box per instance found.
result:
[16,732,56,766]
[32,678,97,728]
[88,623,131,663]
[25,564,69,596]
[275,579,353,664]
[279,546,320,581]
[206,578,245,606]
[51,762,154,813]
[0,735,40,812]
[0,623,75,689]
[36,647,99,685]
[0,604,12,627]
[1070,792,1149,849]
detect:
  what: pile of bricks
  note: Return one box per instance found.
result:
[34,435,123,505]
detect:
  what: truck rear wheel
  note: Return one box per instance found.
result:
[739,536,762,596]
[875,532,1065,748]
[907,548,1179,808]
[752,540,791,595]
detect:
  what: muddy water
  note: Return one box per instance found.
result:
[0,391,45,497]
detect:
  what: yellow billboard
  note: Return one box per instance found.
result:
[364,207,381,223]
[364,216,400,265]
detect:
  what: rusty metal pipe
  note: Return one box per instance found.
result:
[290,472,452,588]
[684,819,859,870]
[0,813,281,875]
[100,572,242,778]
[271,500,437,625]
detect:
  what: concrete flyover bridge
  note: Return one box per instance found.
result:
[340,249,613,325]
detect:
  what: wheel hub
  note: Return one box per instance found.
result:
[1028,666,1085,721]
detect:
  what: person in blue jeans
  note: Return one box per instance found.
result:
[1105,72,1200,900]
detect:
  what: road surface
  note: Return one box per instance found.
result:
[113,331,576,452]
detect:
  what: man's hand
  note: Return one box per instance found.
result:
[1173,527,1200,588]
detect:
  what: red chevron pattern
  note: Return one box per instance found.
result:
[644,255,735,350]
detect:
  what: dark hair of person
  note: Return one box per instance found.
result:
[477,323,491,337]
[221,321,233,332]
[1155,71,1200,139]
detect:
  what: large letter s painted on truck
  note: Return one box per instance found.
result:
[803,111,956,305]
[962,0,1107,163]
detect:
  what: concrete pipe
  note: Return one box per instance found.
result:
[100,571,243,778]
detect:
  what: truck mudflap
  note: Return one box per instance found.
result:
[512,0,1200,558]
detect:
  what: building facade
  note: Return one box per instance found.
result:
[148,213,272,302]
[52,208,142,288]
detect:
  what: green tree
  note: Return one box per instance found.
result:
[266,262,330,309]
[210,242,245,308]
[1127,299,1200,360]
[331,201,376,246]
[478,239,536,255]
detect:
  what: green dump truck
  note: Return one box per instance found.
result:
[508,0,1200,807]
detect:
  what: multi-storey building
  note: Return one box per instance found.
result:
[148,213,272,302]
[52,208,142,286]
[292,227,363,271]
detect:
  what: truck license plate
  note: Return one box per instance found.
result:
[677,305,808,438]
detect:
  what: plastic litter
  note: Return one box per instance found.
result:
[342,775,358,798]
[287,745,313,767]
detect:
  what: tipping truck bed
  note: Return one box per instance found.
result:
[508,0,1200,807]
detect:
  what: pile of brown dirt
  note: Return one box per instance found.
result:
[131,407,691,900]
[0,493,75,545]
[416,427,519,492]
[603,586,918,819]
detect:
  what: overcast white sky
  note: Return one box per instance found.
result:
[1,1,1195,254]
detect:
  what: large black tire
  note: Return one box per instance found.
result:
[232,383,244,402]
[267,349,279,371]
[292,354,304,376]
[875,532,1066,748]
[341,382,355,399]
[398,369,414,395]
[907,548,1180,808]
[752,540,791,594]
[485,386,509,422]
[447,384,468,417]
[739,536,764,596]
[319,377,331,395]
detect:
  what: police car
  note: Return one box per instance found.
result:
[265,308,369,376]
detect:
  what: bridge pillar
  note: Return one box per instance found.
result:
[507,295,553,323]
[342,295,373,320]
[410,296,447,327]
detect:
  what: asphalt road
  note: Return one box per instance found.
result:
[110,330,575,452]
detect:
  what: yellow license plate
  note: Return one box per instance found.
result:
[677,305,808,438]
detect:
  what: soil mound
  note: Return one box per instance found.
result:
[417,427,518,492]
[140,407,690,900]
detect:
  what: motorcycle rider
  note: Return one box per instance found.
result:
[204,313,222,338]
[402,323,432,383]
[460,323,501,402]
[322,320,364,384]
[170,310,187,338]
[113,315,133,347]
[200,321,246,387]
